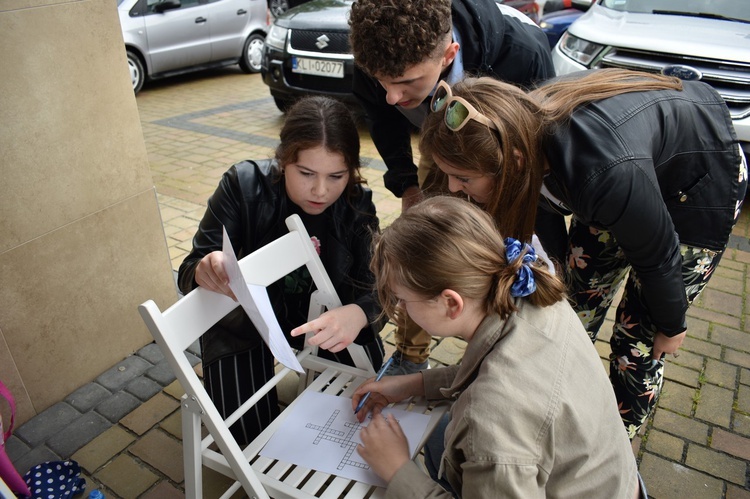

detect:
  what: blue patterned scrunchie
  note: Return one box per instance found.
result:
[504,237,538,298]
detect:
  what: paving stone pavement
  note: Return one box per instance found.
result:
[6,67,750,498]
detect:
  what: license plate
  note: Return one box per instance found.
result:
[292,57,344,78]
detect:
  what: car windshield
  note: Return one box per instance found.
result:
[600,0,750,23]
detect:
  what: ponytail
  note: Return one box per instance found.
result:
[372,197,566,323]
[489,238,566,320]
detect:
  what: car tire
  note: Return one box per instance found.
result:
[239,33,265,73]
[273,96,294,113]
[127,50,145,94]
[269,0,289,17]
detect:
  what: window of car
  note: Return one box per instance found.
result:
[600,0,749,22]
[143,0,203,15]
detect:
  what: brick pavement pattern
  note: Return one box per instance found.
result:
[6,68,750,498]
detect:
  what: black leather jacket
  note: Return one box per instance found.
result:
[352,0,554,198]
[178,160,386,365]
[538,78,745,336]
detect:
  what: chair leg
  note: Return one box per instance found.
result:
[182,397,203,499]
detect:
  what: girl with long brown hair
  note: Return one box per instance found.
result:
[178,96,385,445]
[419,68,747,437]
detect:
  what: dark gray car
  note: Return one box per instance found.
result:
[261,0,355,112]
[261,0,540,113]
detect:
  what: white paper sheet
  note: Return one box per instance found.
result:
[222,227,303,372]
[259,391,432,487]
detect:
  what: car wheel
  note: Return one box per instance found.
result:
[239,33,265,73]
[269,0,289,17]
[127,50,145,94]
[273,96,294,113]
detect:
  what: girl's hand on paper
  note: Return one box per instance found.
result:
[352,373,425,422]
[290,304,367,353]
[195,251,237,301]
[358,413,410,483]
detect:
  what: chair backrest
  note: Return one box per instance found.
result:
[142,214,375,371]
[138,214,376,498]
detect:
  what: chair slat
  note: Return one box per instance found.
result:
[138,214,443,499]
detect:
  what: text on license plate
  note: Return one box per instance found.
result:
[292,57,344,78]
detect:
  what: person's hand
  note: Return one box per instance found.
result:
[290,304,367,353]
[653,331,687,361]
[194,251,237,300]
[401,185,423,212]
[357,413,411,483]
[351,373,424,422]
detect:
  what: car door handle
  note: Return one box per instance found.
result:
[237,9,247,15]
[195,16,207,23]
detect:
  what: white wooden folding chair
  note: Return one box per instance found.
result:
[138,214,448,499]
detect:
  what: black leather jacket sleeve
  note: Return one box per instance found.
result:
[540,79,742,336]
[177,160,385,360]
[338,190,387,340]
[177,160,284,294]
[579,159,688,336]
[352,69,419,199]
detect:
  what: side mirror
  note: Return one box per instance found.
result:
[570,0,594,11]
[153,0,181,13]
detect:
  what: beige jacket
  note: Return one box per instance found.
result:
[387,299,638,498]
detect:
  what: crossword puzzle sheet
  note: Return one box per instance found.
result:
[259,391,432,486]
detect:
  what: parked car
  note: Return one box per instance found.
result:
[552,0,750,160]
[268,0,309,18]
[539,8,584,48]
[505,0,540,23]
[261,0,541,113]
[541,0,589,15]
[538,0,592,48]
[118,0,269,94]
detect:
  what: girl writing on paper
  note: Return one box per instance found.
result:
[353,196,641,498]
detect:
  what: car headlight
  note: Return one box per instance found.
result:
[558,31,604,67]
[539,20,552,29]
[265,24,288,50]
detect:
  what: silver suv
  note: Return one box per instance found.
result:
[118,0,269,93]
[552,0,750,160]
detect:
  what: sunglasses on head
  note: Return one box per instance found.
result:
[430,80,498,132]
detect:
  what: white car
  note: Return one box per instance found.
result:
[118,0,268,93]
[552,0,750,160]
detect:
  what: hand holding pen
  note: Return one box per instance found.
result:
[354,356,394,415]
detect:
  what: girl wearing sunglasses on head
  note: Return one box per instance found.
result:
[420,69,747,439]
[354,196,642,498]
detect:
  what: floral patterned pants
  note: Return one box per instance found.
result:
[567,152,747,438]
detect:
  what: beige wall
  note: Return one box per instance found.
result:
[0,0,178,424]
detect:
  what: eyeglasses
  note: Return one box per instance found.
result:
[430,80,498,132]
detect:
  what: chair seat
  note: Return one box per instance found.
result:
[197,364,448,498]
[139,214,447,499]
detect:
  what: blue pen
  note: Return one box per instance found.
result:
[354,356,394,414]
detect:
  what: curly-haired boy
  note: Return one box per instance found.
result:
[349,0,554,375]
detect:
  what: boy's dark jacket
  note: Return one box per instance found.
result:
[178,159,385,366]
[352,0,555,198]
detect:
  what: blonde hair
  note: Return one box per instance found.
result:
[371,197,565,325]
[419,69,683,242]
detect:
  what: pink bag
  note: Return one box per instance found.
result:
[0,379,31,497]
